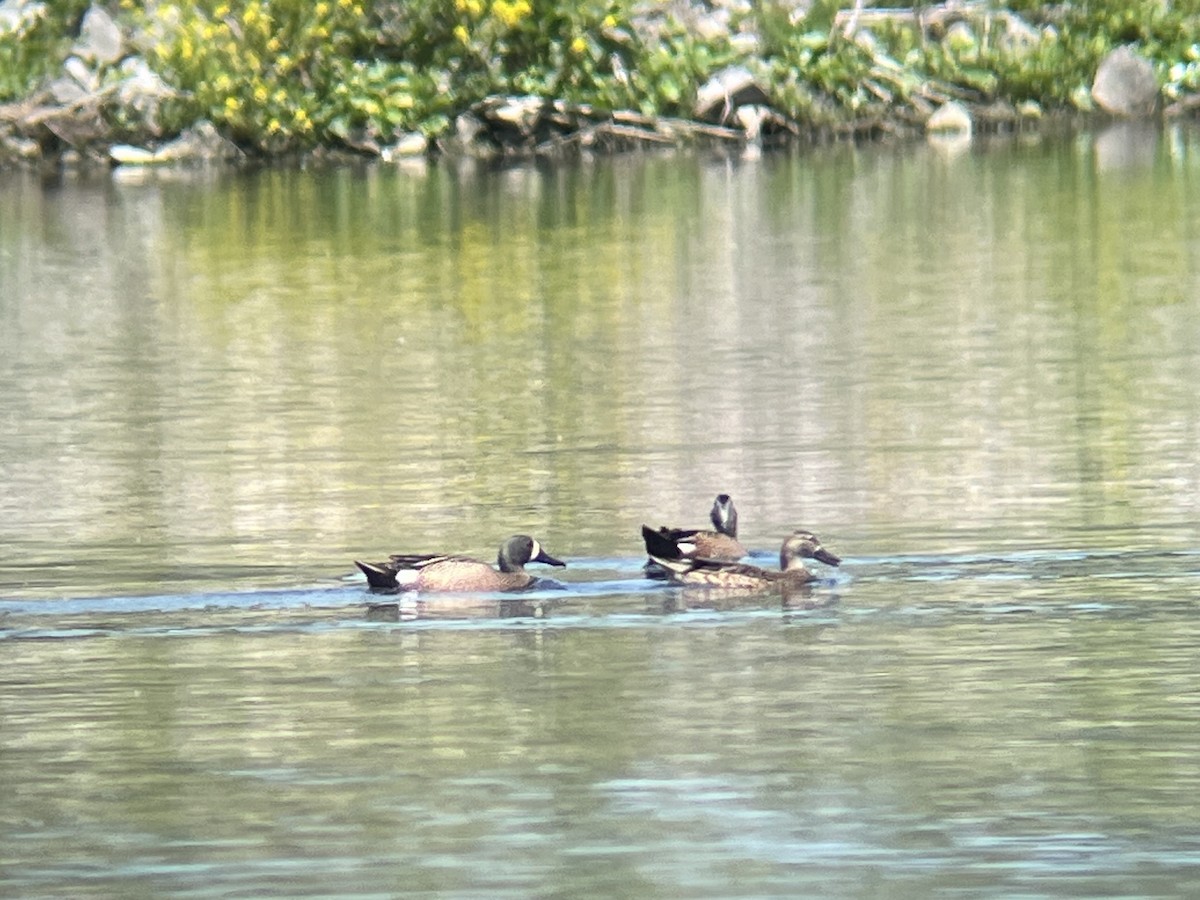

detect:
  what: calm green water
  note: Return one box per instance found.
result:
[3,124,1200,896]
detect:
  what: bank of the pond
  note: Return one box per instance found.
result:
[1,0,1197,171]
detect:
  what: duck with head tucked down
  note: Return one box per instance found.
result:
[642,525,840,590]
[355,534,566,593]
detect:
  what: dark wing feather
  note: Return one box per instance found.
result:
[642,525,685,560]
[385,553,465,570]
[659,526,702,542]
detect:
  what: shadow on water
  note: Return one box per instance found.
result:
[2,545,1196,640]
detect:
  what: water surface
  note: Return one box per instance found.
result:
[3,125,1200,896]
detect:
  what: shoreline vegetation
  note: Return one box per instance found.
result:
[1,0,1198,170]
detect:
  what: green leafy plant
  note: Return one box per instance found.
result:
[123,0,387,148]
[0,0,91,101]
[5,0,1200,157]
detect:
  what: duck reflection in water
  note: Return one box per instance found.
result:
[364,594,565,622]
[656,582,838,614]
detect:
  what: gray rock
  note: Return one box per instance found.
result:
[694,66,770,124]
[735,104,769,143]
[997,15,1042,54]
[109,143,159,165]
[113,121,242,166]
[692,11,730,43]
[1,132,42,160]
[154,121,241,162]
[453,112,485,148]
[63,55,98,92]
[734,104,798,144]
[486,95,544,135]
[0,0,47,35]
[1017,100,1043,120]
[116,57,177,132]
[46,73,88,105]
[1092,45,1158,117]
[926,101,973,135]
[74,6,123,65]
[730,32,759,56]
[382,132,428,160]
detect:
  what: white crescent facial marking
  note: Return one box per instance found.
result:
[530,539,542,558]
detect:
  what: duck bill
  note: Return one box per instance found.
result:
[534,547,567,568]
[814,547,841,567]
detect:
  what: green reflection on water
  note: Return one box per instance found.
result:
[2,129,1200,600]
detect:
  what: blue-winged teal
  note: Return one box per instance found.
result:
[355,535,566,593]
[642,525,840,589]
[644,494,748,564]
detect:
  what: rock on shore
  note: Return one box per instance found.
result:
[1092,46,1159,118]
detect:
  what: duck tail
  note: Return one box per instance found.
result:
[354,560,399,590]
[641,525,683,560]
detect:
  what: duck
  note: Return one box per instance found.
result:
[354,534,566,593]
[642,525,840,590]
[643,494,748,575]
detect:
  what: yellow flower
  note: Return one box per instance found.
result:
[225,96,242,113]
[254,84,269,104]
[453,24,469,43]
[571,36,587,54]
[338,0,353,8]
[267,118,282,134]
[267,36,281,53]
[603,14,617,28]
[491,0,529,29]
[273,88,289,104]
[315,2,330,17]
[214,3,230,17]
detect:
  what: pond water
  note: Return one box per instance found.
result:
[3,123,1200,896]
